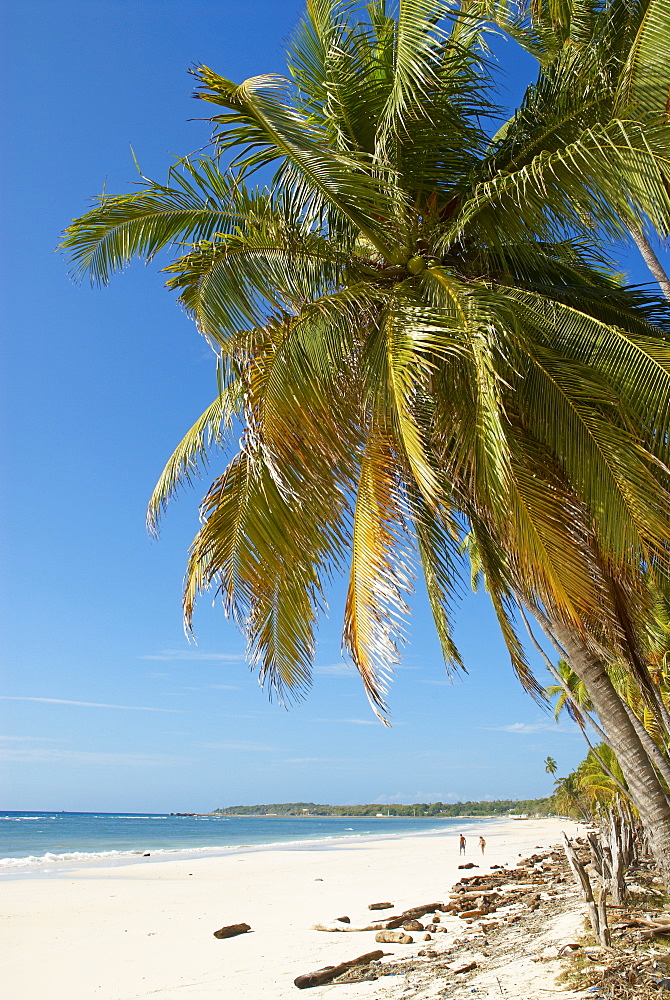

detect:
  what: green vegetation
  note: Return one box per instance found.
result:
[213,799,552,817]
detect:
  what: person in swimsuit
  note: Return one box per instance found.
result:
[459,834,466,855]
[479,836,486,855]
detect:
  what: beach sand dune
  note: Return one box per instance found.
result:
[1,818,583,999]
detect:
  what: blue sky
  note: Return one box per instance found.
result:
[2,0,661,813]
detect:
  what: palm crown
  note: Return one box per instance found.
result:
[63,0,670,719]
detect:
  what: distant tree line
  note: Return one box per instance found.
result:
[212,799,552,817]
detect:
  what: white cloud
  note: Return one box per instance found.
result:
[372,791,455,804]
[483,720,576,734]
[141,649,245,662]
[0,696,181,713]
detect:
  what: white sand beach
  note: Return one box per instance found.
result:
[2,817,584,1000]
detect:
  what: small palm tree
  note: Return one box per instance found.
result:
[544,756,557,777]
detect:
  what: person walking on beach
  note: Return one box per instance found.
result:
[479,836,486,855]
[459,834,466,855]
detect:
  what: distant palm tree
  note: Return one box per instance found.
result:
[544,756,557,777]
[63,0,670,877]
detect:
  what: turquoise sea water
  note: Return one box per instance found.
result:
[0,812,488,876]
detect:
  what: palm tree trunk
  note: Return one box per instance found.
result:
[550,620,670,883]
[620,700,670,789]
[630,225,670,301]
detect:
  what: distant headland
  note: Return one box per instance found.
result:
[211,799,551,817]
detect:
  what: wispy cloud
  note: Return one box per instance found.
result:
[141,649,245,662]
[177,684,240,692]
[200,741,277,752]
[483,720,575,735]
[372,791,455,804]
[281,756,343,765]
[417,679,452,687]
[0,696,181,713]
[314,662,354,676]
[0,734,62,743]
[0,746,187,766]
[309,717,382,726]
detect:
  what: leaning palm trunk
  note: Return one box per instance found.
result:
[551,621,670,882]
[629,228,670,301]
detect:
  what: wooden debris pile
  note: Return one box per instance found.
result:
[566,948,670,999]
[301,846,578,989]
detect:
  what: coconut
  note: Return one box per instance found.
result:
[407,255,427,275]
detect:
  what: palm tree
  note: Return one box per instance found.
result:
[62,0,670,876]
[544,756,557,777]
[472,0,670,295]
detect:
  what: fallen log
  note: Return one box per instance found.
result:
[294,949,384,989]
[213,922,251,939]
[368,901,394,910]
[449,890,500,902]
[312,923,379,932]
[384,903,444,929]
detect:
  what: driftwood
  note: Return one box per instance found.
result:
[384,903,445,928]
[312,922,379,932]
[449,889,500,902]
[368,901,394,910]
[563,834,610,947]
[213,922,251,939]
[452,961,477,974]
[294,949,384,989]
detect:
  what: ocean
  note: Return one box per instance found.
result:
[0,811,489,877]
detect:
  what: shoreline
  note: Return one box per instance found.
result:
[0,815,505,880]
[1,817,582,999]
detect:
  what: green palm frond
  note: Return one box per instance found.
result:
[194,66,408,260]
[147,376,242,535]
[64,0,670,719]
[343,426,413,719]
[61,160,263,284]
[616,0,670,117]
